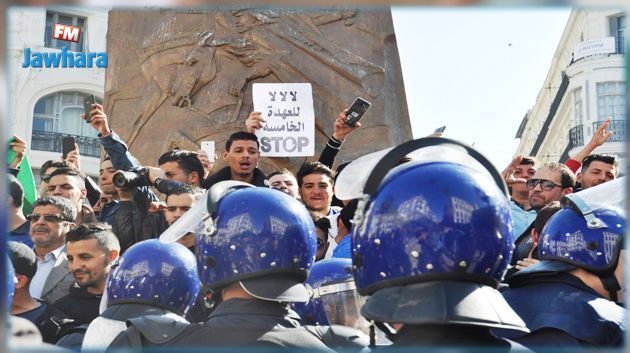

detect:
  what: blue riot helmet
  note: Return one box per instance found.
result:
[341,137,527,332]
[195,181,317,302]
[106,239,200,316]
[515,184,626,302]
[295,259,370,332]
[6,256,16,310]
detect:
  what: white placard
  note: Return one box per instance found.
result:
[573,37,616,61]
[253,83,315,157]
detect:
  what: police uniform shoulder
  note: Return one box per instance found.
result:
[126,314,191,344]
[303,325,370,351]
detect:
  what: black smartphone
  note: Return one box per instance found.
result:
[62,136,75,159]
[344,97,371,127]
[83,94,96,123]
[434,125,447,133]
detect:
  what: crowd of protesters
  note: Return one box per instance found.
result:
[6,97,625,352]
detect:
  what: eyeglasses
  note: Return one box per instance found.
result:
[317,238,327,249]
[26,214,65,223]
[526,178,563,191]
[41,174,51,183]
[165,206,192,212]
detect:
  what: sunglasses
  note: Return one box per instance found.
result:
[165,206,192,212]
[41,174,51,183]
[526,178,563,191]
[26,214,65,223]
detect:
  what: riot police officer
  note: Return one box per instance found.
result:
[57,239,200,351]
[499,192,626,348]
[294,258,379,351]
[343,137,530,350]
[110,182,338,350]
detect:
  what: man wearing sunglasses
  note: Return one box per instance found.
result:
[27,196,77,305]
[527,163,575,212]
[509,163,575,277]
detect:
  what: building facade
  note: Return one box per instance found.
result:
[515,9,626,171]
[8,7,109,180]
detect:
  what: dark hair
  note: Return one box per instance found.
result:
[314,216,331,234]
[40,160,71,176]
[9,241,37,279]
[32,196,77,222]
[225,131,259,151]
[339,199,358,231]
[65,222,121,253]
[581,154,618,175]
[296,162,335,187]
[267,168,295,180]
[520,156,539,167]
[158,149,204,180]
[165,185,203,203]
[49,167,86,188]
[8,174,24,208]
[542,162,576,189]
[533,201,562,234]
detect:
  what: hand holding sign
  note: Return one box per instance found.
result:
[253,83,315,157]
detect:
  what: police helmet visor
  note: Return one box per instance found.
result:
[335,138,507,201]
[562,176,626,228]
[317,282,371,334]
[160,190,210,243]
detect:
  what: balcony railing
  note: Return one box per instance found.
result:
[569,124,583,148]
[568,120,626,148]
[31,130,101,158]
[594,120,627,143]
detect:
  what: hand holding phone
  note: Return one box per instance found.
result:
[83,94,97,123]
[200,141,215,162]
[62,136,75,160]
[344,97,371,127]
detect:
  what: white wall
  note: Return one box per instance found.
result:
[8,6,109,179]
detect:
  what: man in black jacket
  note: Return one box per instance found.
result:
[54,223,120,325]
[201,131,267,188]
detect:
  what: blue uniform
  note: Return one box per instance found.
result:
[500,273,625,348]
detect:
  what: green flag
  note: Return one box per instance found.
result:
[7,146,37,215]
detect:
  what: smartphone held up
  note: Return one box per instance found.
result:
[344,97,371,127]
[83,94,97,123]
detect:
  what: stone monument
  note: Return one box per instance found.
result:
[104,8,411,173]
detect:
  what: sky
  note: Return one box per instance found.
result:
[391,7,573,170]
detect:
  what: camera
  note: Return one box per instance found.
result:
[112,168,151,188]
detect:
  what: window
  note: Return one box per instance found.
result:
[617,16,626,54]
[596,82,626,121]
[573,87,583,126]
[44,11,86,52]
[610,15,626,54]
[31,91,101,157]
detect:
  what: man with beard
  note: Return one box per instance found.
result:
[54,223,120,325]
[508,162,575,278]
[201,131,267,188]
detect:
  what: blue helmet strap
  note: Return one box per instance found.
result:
[600,274,621,303]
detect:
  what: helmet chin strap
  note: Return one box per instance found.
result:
[600,274,621,304]
[371,321,396,346]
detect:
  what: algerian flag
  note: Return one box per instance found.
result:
[7,146,37,214]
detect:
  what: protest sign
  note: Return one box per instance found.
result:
[253,83,315,157]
